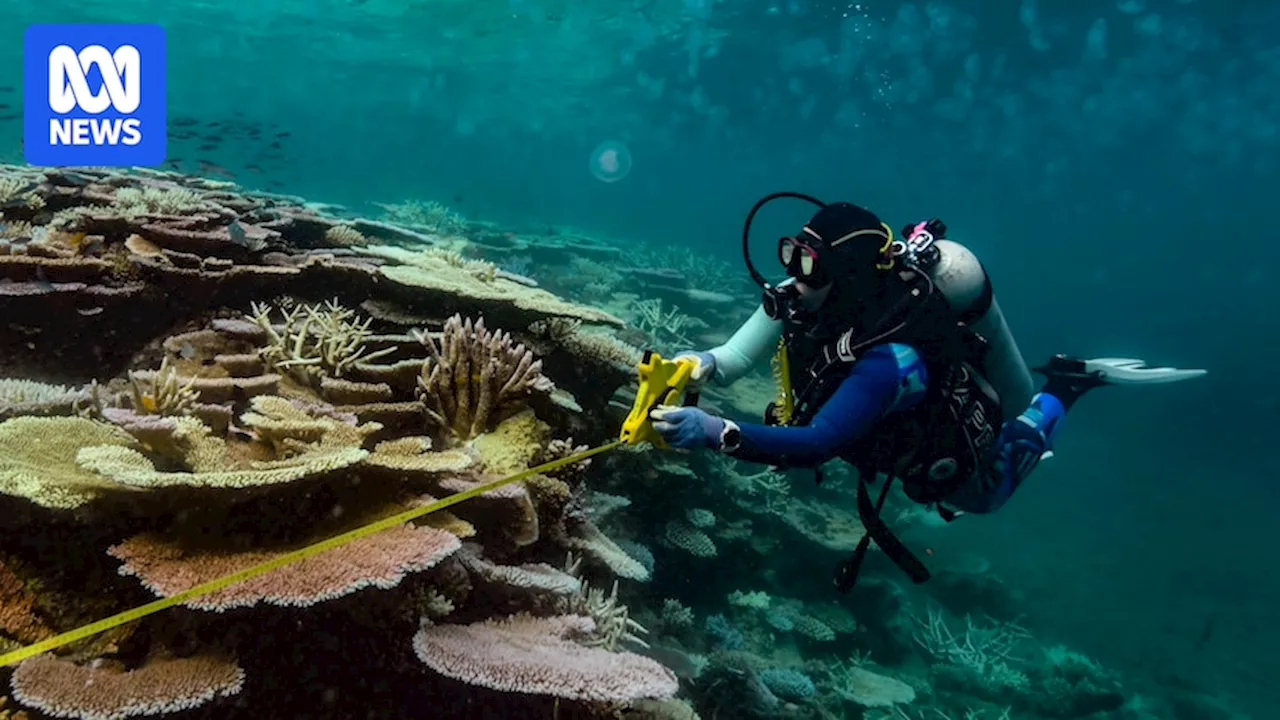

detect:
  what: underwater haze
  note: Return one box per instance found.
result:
[0,0,1276,717]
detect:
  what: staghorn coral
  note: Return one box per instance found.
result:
[659,598,694,630]
[248,299,396,384]
[572,579,650,651]
[10,653,245,720]
[412,614,677,702]
[414,315,554,443]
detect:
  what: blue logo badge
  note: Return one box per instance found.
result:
[23,24,166,167]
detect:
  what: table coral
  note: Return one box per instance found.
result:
[411,614,677,702]
[10,653,245,720]
[107,523,461,611]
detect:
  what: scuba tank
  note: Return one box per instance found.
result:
[918,238,1033,418]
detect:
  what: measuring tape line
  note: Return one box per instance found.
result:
[0,440,623,667]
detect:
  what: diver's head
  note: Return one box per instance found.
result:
[777,202,893,304]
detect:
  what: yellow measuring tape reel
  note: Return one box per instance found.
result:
[618,351,698,448]
[0,352,695,668]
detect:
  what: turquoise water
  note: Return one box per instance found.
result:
[1,1,1274,717]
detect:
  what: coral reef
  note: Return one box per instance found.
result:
[0,164,679,720]
[0,162,1243,720]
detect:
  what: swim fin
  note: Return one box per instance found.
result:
[1080,357,1207,385]
[1035,354,1206,387]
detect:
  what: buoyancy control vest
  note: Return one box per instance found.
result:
[770,239,1029,591]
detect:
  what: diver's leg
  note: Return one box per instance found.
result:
[944,393,1065,514]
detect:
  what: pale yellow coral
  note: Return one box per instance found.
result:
[415,315,554,443]
[76,443,367,490]
[129,356,199,416]
[364,436,474,476]
[471,409,549,475]
[111,186,209,216]
[322,224,368,246]
[363,245,623,326]
[566,521,651,582]
[239,396,382,454]
[248,299,396,384]
[0,417,141,510]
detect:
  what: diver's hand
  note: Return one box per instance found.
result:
[650,405,725,450]
[674,351,717,386]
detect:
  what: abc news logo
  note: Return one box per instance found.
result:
[48,44,144,146]
[24,24,166,167]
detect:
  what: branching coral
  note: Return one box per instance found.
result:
[414,314,553,443]
[128,356,199,416]
[909,605,1032,697]
[249,299,396,384]
[571,579,650,651]
[629,298,705,350]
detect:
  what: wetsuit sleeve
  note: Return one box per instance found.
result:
[727,343,929,467]
[706,305,783,386]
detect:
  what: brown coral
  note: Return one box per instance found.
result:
[415,315,554,443]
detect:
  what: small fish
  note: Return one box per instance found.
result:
[197,144,217,151]
[172,117,198,127]
[0,114,17,121]
[0,104,9,110]
[269,140,282,149]
[275,131,291,138]
[0,86,13,93]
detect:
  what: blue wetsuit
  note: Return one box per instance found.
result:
[727,342,1067,514]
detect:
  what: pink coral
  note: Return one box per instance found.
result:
[10,653,245,720]
[107,524,460,611]
[412,614,678,702]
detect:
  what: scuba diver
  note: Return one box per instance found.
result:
[649,193,1205,592]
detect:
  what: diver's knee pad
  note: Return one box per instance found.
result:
[927,239,1034,418]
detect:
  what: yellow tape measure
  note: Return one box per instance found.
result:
[0,440,623,667]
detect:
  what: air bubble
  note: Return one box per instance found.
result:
[589,140,632,183]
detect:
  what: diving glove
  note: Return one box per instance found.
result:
[674,351,717,386]
[650,405,725,450]
[1035,354,1206,410]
